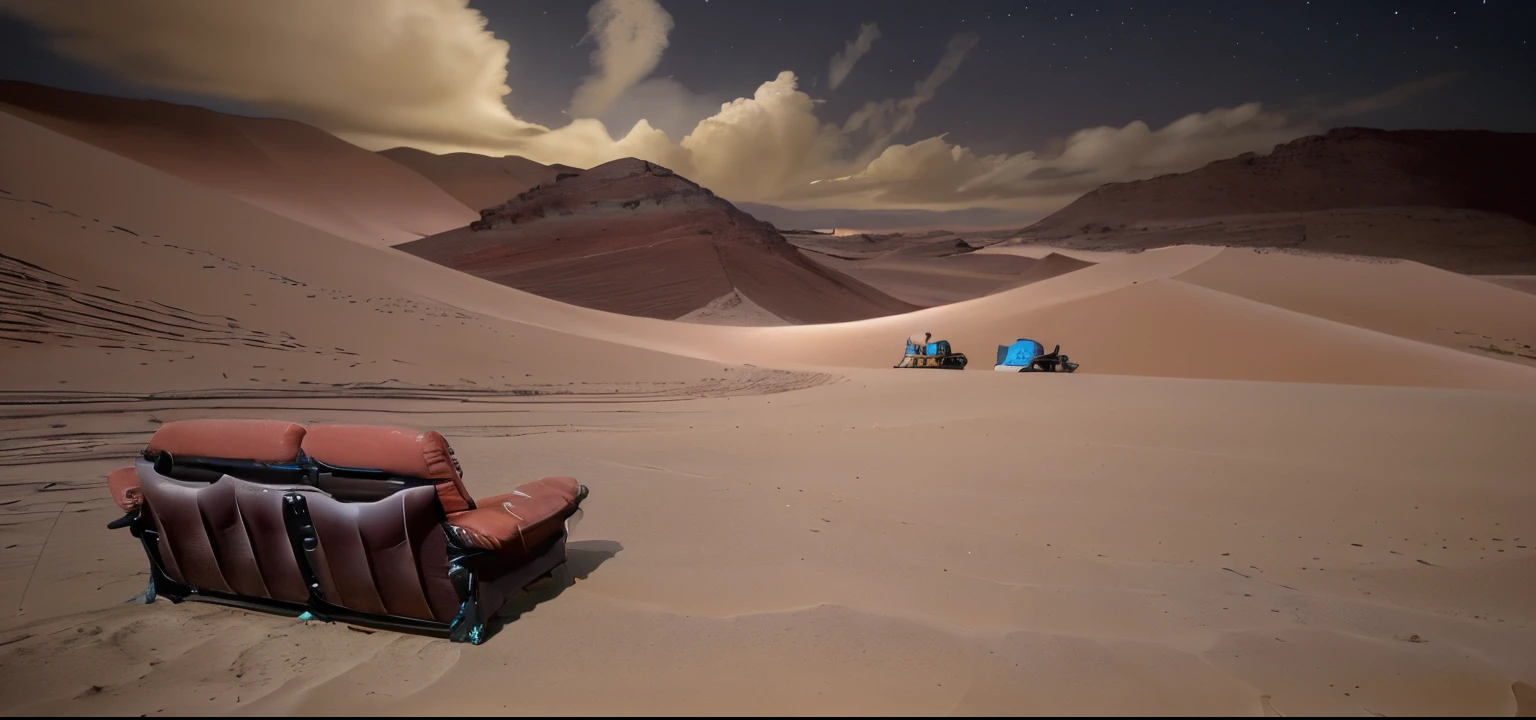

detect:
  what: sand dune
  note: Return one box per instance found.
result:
[1175,249,1536,367]
[0,82,474,246]
[803,251,1040,306]
[791,232,1045,306]
[563,245,1536,392]
[8,107,1522,392]
[0,107,778,395]
[675,289,788,326]
[974,244,1128,263]
[399,159,918,323]
[379,147,575,214]
[1,101,1534,715]
[986,252,1098,295]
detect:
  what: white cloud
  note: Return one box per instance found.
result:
[679,72,844,200]
[599,77,725,143]
[0,0,543,149]
[804,103,1311,209]
[569,0,675,118]
[1,0,1463,214]
[828,22,881,90]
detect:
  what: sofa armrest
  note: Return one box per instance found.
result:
[445,476,583,552]
[107,467,142,511]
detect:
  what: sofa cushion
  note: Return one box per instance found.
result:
[146,419,305,463]
[301,424,474,513]
[445,476,581,553]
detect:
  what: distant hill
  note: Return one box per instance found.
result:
[1013,128,1536,273]
[0,81,473,245]
[737,202,1039,233]
[398,158,919,323]
[378,147,578,213]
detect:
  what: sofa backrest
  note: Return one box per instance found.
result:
[134,458,460,623]
[145,419,309,485]
[135,459,315,604]
[142,419,477,511]
[302,485,460,623]
[146,418,306,462]
[301,424,475,513]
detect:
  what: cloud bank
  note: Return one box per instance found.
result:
[0,0,1460,215]
[828,22,881,90]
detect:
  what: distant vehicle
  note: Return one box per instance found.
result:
[894,332,968,369]
[995,339,1078,373]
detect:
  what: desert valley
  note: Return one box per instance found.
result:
[2,19,1536,716]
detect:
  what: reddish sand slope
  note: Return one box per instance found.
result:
[398,158,918,323]
[1014,128,1536,273]
[379,147,577,214]
[0,106,799,395]
[0,81,474,246]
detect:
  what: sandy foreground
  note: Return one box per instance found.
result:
[3,110,1536,715]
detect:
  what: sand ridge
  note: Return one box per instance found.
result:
[0,81,475,246]
[379,146,576,214]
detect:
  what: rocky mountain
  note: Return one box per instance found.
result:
[397,158,919,323]
[1013,128,1536,273]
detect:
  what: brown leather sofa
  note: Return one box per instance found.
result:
[103,419,588,644]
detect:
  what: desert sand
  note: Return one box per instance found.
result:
[3,103,1535,717]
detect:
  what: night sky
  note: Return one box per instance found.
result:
[1,0,1533,217]
[485,0,1536,154]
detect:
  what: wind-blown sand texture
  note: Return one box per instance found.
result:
[3,105,1534,715]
